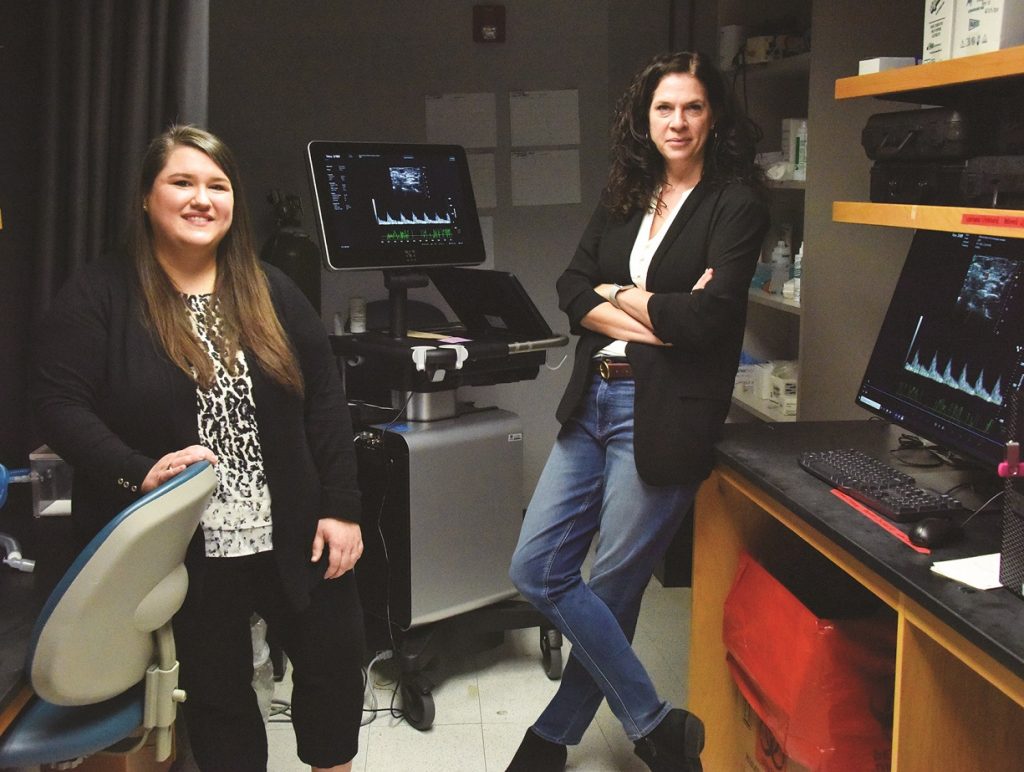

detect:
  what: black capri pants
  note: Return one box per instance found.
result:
[174,552,365,771]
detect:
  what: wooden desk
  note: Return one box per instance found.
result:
[689,421,1024,770]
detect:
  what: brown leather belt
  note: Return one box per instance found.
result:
[593,357,634,380]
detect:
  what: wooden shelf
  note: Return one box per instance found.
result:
[731,390,796,423]
[748,288,801,315]
[835,45,1024,102]
[833,201,1024,238]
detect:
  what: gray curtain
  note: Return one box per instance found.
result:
[34,0,209,313]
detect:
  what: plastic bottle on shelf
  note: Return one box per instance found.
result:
[770,240,791,295]
[784,241,802,302]
[793,121,808,181]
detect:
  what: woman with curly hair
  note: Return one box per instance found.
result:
[507,51,769,772]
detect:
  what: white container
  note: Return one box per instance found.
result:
[770,240,792,295]
[953,0,1024,57]
[29,446,72,517]
[858,56,917,74]
[793,121,807,181]
[780,118,805,163]
[924,0,957,63]
[755,363,775,400]
[734,363,758,395]
[769,361,799,416]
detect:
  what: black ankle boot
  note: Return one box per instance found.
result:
[505,727,567,772]
[634,708,705,771]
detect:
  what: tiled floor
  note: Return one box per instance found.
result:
[175,581,693,771]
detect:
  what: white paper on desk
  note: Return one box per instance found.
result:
[930,553,1002,590]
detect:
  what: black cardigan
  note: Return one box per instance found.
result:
[556,180,770,486]
[33,256,361,609]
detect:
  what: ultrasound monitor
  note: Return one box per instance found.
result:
[307,141,485,272]
[856,230,1024,469]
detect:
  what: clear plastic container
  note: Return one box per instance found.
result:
[770,241,792,295]
[251,615,274,722]
[29,446,72,518]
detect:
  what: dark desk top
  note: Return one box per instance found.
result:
[713,419,1024,680]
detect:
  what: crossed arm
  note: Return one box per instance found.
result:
[584,268,714,344]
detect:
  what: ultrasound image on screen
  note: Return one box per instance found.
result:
[307,141,485,271]
[956,254,1018,323]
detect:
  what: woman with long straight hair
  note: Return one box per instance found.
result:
[35,125,365,771]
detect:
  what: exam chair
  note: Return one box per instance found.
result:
[0,461,216,769]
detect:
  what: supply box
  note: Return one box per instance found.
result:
[923,0,957,62]
[953,0,1024,57]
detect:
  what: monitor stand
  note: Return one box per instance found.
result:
[383,270,430,339]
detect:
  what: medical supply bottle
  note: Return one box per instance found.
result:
[770,240,791,295]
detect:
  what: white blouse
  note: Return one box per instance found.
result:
[597,186,693,358]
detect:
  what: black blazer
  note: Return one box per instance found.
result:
[556,180,770,486]
[33,256,361,610]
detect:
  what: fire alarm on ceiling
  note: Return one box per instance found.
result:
[473,4,506,43]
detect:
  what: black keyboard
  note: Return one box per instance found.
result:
[798,448,965,523]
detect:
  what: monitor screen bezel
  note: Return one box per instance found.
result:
[307,140,486,272]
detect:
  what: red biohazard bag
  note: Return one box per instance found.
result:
[723,552,896,771]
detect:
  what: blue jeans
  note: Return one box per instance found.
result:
[509,375,698,744]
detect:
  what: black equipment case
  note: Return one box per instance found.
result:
[862,107,973,162]
[870,156,1024,208]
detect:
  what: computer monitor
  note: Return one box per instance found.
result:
[856,229,1024,469]
[306,140,486,272]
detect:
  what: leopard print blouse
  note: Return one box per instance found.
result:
[186,294,273,557]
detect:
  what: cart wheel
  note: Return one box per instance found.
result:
[400,675,436,731]
[540,627,563,680]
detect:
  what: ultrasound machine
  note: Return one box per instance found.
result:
[306,141,568,727]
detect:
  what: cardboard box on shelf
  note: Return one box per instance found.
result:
[923,0,957,62]
[953,0,1024,57]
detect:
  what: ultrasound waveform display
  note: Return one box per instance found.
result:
[383,227,454,242]
[904,349,1004,406]
[371,198,453,227]
[896,381,1000,434]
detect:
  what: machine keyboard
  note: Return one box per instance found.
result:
[798,448,965,523]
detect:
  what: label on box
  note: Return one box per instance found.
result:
[924,0,956,63]
[953,0,1024,57]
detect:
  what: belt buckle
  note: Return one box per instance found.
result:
[598,358,612,379]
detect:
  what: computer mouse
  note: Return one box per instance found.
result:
[909,517,964,549]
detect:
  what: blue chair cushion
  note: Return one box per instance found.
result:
[0,683,143,766]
